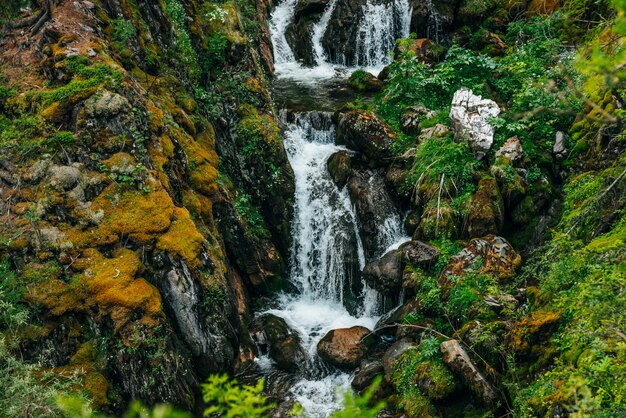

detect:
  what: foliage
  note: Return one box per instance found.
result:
[165,0,200,80]
[331,376,384,418]
[202,374,274,418]
[112,19,137,53]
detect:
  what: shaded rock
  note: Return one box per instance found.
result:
[382,338,418,381]
[395,318,437,341]
[317,326,373,369]
[327,150,351,189]
[352,360,384,391]
[404,210,421,236]
[439,235,521,288]
[295,0,330,17]
[400,112,421,135]
[467,177,504,238]
[495,136,523,164]
[347,168,400,261]
[375,298,423,335]
[440,339,498,406]
[81,89,134,136]
[449,88,500,160]
[254,314,306,372]
[363,241,439,297]
[409,0,452,43]
[336,111,396,167]
[413,200,457,240]
[348,71,383,92]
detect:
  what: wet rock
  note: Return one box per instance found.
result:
[317,326,373,368]
[347,168,400,261]
[327,150,351,189]
[375,298,423,335]
[363,249,402,296]
[450,88,500,160]
[409,0,452,42]
[348,71,383,92]
[495,136,523,164]
[440,339,498,406]
[467,177,504,238]
[362,239,440,297]
[255,314,306,372]
[382,338,418,381]
[439,235,521,288]
[295,0,330,17]
[352,359,384,391]
[336,110,396,167]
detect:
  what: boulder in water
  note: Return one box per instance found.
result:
[449,88,500,160]
[253,314,306,372]
[317,326,373,368]
[336,110,396,167]
[327,150,351,189]
[363,241,440,296]
[347,70,383,92]
[347,168,400,262]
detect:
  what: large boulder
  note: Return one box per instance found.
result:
[449,88,500,160]
[252,314,306,372]
[317,326,373,368]
[347,168,401,261]
[440,339,498,406]
[363,241,440,296]
[347,71,383,92]
[439,235,521,288]
[336,111,396,167]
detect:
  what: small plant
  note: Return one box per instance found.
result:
[202,374,273,418]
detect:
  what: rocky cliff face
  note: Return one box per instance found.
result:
[0,0,292,411]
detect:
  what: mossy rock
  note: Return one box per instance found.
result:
[347,70,383,92]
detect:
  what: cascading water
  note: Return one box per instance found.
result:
[355,0,412,70]
[256,112,379,417]
[269,0,412,79]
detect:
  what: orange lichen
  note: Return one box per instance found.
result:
[157,207,205,267]
[92,184,174,244]
[75,248,162,330]
[508,309,563,352]
[24,278,86,316]
[170,126,219,196]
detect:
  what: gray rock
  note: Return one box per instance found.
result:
[48,165,81,190]
[352,360,384,391]
[440,339,498,406]
[449,88,500,160]
[382,339,418,381]
[554,131,567,159]
[418,123,450,142]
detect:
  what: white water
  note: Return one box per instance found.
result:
[355,0,412,69]
[257,113,380,416]
[269,0,413,82]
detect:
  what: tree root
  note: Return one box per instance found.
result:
[5,0,55,36]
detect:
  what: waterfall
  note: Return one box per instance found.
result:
[311,0,339,66]
[355,0,413,70]
[425,0,445,44]
[269,0,299,64]
[283,111,364,306]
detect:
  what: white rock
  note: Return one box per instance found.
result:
[554,131,567,158]
[450,88,500,160]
